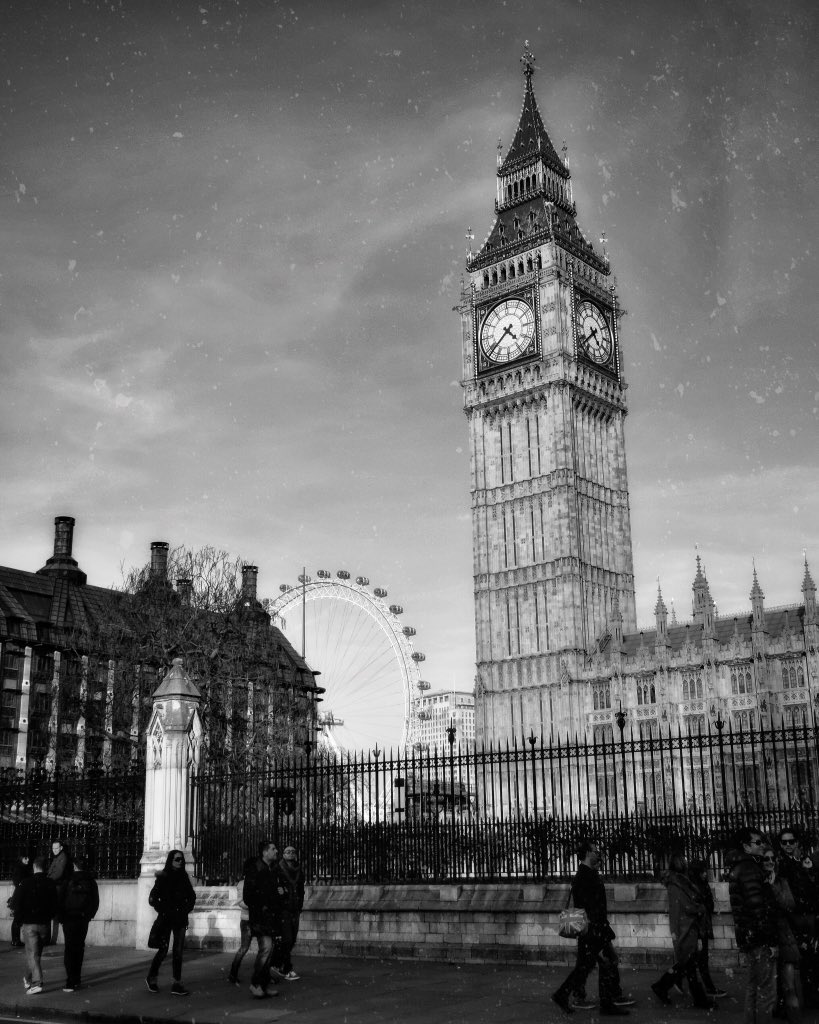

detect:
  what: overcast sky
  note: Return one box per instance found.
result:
[1,0,817,713]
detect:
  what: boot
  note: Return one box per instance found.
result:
[651,973,675,1006]
[689,975,716,1009]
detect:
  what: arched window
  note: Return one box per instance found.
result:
[513,180,518,198]
[500,266,507,282]
[518,261,524,275]
[527,257,533,272]
[536,253,542,269]
[593,682,611,710]
[509,263,515,278]
[731,667,751,695]
[483,272,490,289]
[491,270,498,285]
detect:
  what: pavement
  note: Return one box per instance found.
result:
[1,943,819,1024]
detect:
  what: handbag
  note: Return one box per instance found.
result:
[147,916,170,950]
[558,888,589,939]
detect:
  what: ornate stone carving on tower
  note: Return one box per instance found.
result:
[458,47,636,745]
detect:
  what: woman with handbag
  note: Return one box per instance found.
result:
[146,850,196,996]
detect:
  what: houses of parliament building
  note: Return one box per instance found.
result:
[458,49,818,747]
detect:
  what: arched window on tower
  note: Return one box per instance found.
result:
[592,682,611,710]
[491,270,498,285]
[527,257,533,272]
[509,263,515,278]
[500,266,507,282]
[536,253,542,269]
[518,260,524,275]
[483,272,490,289]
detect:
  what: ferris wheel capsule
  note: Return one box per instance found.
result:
[317,569,331,579]
[402,626,416,637]
[298,574,311,584]
[337,570,350,579]
[417,680,431,691]
[389,604,403,615]
[418,711,430,721]
[355,576,369,586]
[411,652,425,662]
[373,587,387,598]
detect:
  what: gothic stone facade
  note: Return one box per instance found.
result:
[460,53,817,744]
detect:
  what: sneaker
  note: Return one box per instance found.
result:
[171,983,190,996]
[284,970,300,981]
[23,978,31,991]
[651,982,672,1006]
[268,964,287,982]
[553,991,574,1015]
[63,986,76,993]
[28,985,43,996]
[613,997,637,1007]
[145,977,159,993]
[228,975,240,987]
[249,984,268,999]
[574,999,598,1010]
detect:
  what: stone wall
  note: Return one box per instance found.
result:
[0,879,743,967]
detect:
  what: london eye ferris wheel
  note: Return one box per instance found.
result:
[266,570,430,754]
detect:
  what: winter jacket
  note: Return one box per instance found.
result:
[570,862,615,945]
[728,852,778,951]
[243,858,289,936]
[691,873,715,940]
[278,858,305,916]
[11,872,59,926]
[666,870,706,965]
[778,855,819,941]
[60,869,100,923]
[48,849,72,895]
[769,875,801,965]
[148,869,196,928]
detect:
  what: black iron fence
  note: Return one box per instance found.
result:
[0,764,144,878]
[192,714,819,885]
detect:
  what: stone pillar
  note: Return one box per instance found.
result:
[136,658,202,949]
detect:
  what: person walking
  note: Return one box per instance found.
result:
[690,858,728,998]
[650,853,715,1009]
[9,852,32,948]
[762,845,801,1023]
[145,849,196,996]
[10,855,58,995]
[278,845,305,981]
[227,856,257,986]
[59,856,99,992]
[776,827,819,1009]
[243,839,288,999]
[728,828,779,1024]
[552,840,634,1016]
[47,838,72,945]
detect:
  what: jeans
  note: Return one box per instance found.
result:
[62,918,90,987]
[21,923,49,987]
[742,946,777,1024]
[148,923,186,982]
[557,935,620,1005]
[251,932,274,988]
[229,920,252,981]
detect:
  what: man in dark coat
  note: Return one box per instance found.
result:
[776,826,819,1007]
[243,839,289,998]
[552,840,633,1015]
[728,828,779,1024]
[10,855,58,995]
[59,856,100,991]
[10,853,32,947]
[47,839,72,944]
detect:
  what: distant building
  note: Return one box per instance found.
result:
[414,689,475,751]
[0,515,320,770]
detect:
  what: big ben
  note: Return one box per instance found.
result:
[459,47,637,744]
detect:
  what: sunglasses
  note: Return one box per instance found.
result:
[749,839,765,847]
[781,838,797,845]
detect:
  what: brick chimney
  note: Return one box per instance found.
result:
[150,541,169,581]
[176,578,193,606]
[37,515,87,584]
[241,564,259,605]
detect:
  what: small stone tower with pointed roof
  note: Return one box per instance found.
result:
[459,47,636,744]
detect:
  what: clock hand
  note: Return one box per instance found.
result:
[487,323,518,357]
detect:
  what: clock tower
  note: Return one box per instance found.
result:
[459,47,637,744]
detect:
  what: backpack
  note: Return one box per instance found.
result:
[63,874,95,918]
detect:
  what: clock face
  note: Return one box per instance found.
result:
[576,301,612,365]
[479,298,536,364]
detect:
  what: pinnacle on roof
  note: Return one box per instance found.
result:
[499,43,565,178]
[693,552,706,587]
[802,553,816,593]
[654,580,667,617]
[750,563,765,603]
